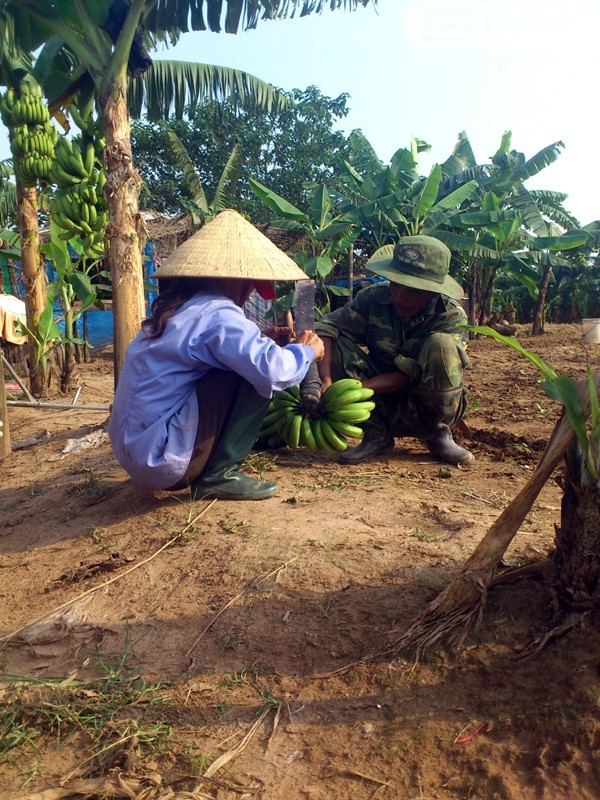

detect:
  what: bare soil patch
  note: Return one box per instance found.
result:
[1,324,599,800]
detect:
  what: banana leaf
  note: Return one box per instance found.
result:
[248,178,310,223]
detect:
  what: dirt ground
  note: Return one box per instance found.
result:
[1,323,599,800]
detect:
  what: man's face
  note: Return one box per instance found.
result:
[389,282,437,319]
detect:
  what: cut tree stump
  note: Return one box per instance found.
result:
[386,376,599,658]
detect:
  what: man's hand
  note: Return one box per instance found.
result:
[316,335,333,390]
[263,325,294,346]
[319,376,333,395]
[296,330,325,362]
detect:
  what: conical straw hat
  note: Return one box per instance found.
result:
[152,209,308,282]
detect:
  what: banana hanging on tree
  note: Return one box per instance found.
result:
[1,85,56,187]
[51,129,108,257]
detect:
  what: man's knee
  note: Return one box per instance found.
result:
[416,333,469,389]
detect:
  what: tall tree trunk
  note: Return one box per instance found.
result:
[468,262,482,327]
[480,268,495,324]
[17,183,47,397]
[532,263,552,336]
[553,439,600,610]
[101,76,146,388]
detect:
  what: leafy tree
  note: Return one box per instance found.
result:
[132,86,352,222]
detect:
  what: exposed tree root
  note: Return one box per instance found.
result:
[514,610,591,660]
[490,558,556,587]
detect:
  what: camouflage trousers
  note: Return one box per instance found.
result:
[329,332,469,438]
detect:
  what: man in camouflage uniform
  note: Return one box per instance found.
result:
[315,235,474,466]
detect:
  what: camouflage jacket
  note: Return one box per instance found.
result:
[315,284,468,377]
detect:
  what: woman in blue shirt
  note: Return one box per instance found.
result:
[109,210,324,501]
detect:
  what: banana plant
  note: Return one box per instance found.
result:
[0,18,50,394]
[41,220,103,392]
[468,324,599,482]
[338,131,479,248]
[249,177,357,317]
[165,128,242,225]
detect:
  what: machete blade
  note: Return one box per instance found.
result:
[294,279,322,410]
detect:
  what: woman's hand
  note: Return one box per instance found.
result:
[263,325,294,346]
[296,330,325,362]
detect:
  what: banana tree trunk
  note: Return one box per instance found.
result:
[553,439,600,610]
[467,262,482,330]
[59,307,78,393]
[480,267,495,324]
[17,183,47,397]
[100,76,146,388]
[532,263,552,336]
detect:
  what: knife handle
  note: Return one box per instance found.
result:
[299,361,322,410]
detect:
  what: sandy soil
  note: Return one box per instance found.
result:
[1,323,599,800]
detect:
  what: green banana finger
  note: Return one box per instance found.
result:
[320,417,348,452]
[325,387,375,412]
[311,418,337,454]
[301,415,319,453]
[322,378,363,405]
[287,413,303,448]
[327,407,373,424]
[326,417,364,440]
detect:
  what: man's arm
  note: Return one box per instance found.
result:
[317,336,334,394]
[362,371,410,394]
[317,337,410,395]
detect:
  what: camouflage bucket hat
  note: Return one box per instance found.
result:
[365,235,464,300]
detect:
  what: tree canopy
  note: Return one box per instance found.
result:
[133,85,352,223]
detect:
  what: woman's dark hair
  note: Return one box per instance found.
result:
[143,278,211,339]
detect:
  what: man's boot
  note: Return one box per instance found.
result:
[338,413,394,464]
[414,387,475,466]
[191,381,277,500]
[424,424,474,466]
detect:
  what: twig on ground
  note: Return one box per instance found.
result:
[337,768,392,799]
[195,706,272,784]
[460,490,502,507]
[265,702,282,753]
[0,499,217,646]
[185,557,298,657]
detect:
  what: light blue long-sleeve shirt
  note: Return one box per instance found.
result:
[109,284,314,491]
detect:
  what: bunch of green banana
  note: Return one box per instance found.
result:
[0,86,56,187]
[0,85,50,127]
[256,379,376,453]
[51,136,101,186]
[51,135,107,257]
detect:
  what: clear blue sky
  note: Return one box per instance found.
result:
[3,0,598,225]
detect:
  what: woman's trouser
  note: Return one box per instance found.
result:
[168,370,270,490]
